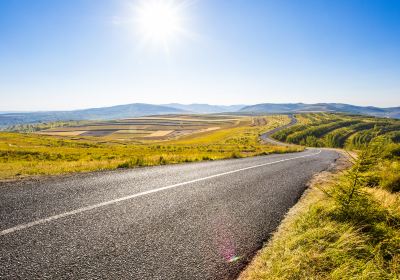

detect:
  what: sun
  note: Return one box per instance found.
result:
[135,0,186,50]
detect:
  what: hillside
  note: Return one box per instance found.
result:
[242,113,400,279]
[0,103,247,128]
[2,102,400,128]
[0,103,188,128]
[240,103,400,119]
[272,113,400,148]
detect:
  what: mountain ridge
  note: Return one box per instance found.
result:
[163,103,245,113]
[0,103,188,128]
[1,102,399,128]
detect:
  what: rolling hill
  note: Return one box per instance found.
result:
[0,103,246,128]
[0,103,188,128]
[163,103,245,113]
[240,103,400,119]
[1,102,400,128]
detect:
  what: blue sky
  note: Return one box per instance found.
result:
[1,0,399,111]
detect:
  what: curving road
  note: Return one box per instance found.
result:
[260,114,297,146]
[0,120,338,279]
[0,152,338,279]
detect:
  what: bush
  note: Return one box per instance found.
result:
[231,151,243,159]
[202,155,213,161]
[117,157,146,168]
[159,156,168,165]
[378,161,400,192]
[382,144,400,159]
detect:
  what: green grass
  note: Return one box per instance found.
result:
[273,113,400,148]
[0,115,302,180]
[241,115,400,279]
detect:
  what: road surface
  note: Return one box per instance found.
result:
[260,114,297,146]
[0,145,338,279]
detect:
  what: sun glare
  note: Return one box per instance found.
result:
[135,0,186,50]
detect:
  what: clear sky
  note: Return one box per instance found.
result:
[1,0,400,111]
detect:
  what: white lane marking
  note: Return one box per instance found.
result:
[1,150,322,236]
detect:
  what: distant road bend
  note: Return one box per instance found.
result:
[260,114,297,146]
[0,118,339,279]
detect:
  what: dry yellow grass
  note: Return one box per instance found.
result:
[0,115,302,180]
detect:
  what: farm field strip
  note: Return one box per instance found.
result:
[36,115,244,141]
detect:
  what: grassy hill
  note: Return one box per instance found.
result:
[242,113,400,279]
[240,103,400,119]
[272,113,400,148]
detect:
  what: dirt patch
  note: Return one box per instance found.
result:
[199,127,220,132]
[251,117,267,126]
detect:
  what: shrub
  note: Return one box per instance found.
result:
[202,155,213,161]
[378,161,400,192]
[159,156,168,165]
[117,157,146,168]
[231,151,243,159]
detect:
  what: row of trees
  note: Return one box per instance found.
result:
[272,114,400,149]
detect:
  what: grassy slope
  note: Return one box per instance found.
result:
[272,113,400,149]
[240,114,400,279]
[241,156,400,279]
[0,115,301,180]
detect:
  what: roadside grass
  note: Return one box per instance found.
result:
[0,115,302,180]
[240,140,400,279]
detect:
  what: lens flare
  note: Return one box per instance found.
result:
[228,256,241,263]
[212,217,242,264]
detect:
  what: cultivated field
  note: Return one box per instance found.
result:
[35,115,242,142]
[0,114,302,180]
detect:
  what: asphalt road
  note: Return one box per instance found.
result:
[0,146,338,279]
[260,114,297,146]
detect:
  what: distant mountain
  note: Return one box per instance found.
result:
[163,103,245,113]
[0,111,29,114]
[240,103,400,119]
[1,102,399,128]
[0,103,187,128]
